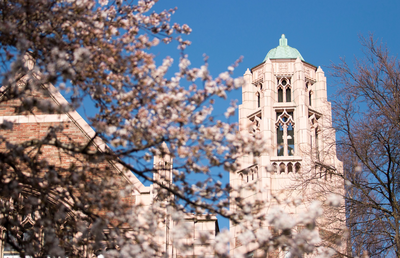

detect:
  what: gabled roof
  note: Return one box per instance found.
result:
[0,73,146,192]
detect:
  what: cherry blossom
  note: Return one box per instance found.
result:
[0,0,333,257]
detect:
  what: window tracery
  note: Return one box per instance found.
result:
[277,77,291,103]
[276,110,295,156]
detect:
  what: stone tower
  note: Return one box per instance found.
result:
[230,35,344,257]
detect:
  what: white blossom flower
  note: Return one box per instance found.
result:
[179,58,191,70]
[197,65,208,80]
[224,106,235,118]
[99,0,108,6]
[219,71,230,81]
[73,47,90,64]
[327,193,342,207]
[237,230,255,245]
[234,77,245,88]
[212,230,230,255]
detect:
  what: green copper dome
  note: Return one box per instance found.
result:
[263,34,304,62]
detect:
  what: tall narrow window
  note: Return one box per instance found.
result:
[287,123,294,156]
[295,163,301,173]
[310,114,320,160]
[287,163,293,173]
[309,91,312,106]
[279,163,286,173]
[278,88,283,102]
[286,87,291,102]
[276,111,295,156]
[277,124,284,156]
[257,93,261,108]
[272,163,278,173]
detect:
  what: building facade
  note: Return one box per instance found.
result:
[0,69,218,257]
[230,35,345,257]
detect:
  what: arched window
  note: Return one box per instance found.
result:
[257,92,261,108]
[287,163,293,173]
[308,113,323,160]
[279,163,286,174]
[309,114,320,159]
[286,87,291,102]
[309,91,312,106]
[287,123,294,156]
[276,111,295,156]
[295,162,301,173]
[277,78,291,103]
[278,88,283,102]
[272,163,278,173]
[277,123,284,156]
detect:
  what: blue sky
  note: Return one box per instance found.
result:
[146,0,400,230]
[152,0,400,98]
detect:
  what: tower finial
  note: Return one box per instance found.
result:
[279,34,288,46]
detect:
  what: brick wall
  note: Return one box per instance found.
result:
[0,92,136,211]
